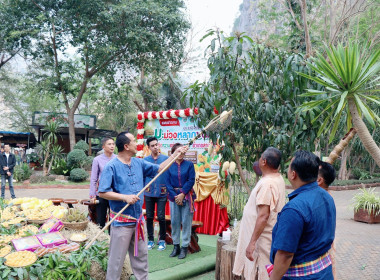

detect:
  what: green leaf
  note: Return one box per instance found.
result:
[334,91,348,118]
[17,268,23,280]
[354,95,375,127]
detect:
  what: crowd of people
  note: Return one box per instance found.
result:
[233,148,336,280]
[90,132,195,280]
[88,131,337,280]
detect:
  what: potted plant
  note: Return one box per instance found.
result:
[27,152,41,168]
[353,188,380,224]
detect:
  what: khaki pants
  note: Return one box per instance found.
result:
[106,225,148,280]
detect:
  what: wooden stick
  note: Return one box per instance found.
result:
[85,152,181,249]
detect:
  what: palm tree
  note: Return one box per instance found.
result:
[42,120,60,175]
[299,43,380,167]
[47,144,64,174]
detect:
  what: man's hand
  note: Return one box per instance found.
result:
[7,172,11,177]
[173,146,188,158]
[3,166,8,171]
[175,193,185,206]
[123,195,140,205]
[246,242,256,261]
[90,197,97,204]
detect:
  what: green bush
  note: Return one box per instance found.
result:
[67,149,87,168]
[29,175,56,184]
[333,178,380,186]
[74,140,89,152]
[51,158,71,176]
[14,163,33,182]
[352,168,372,180]
[69,168,89,182]
[27,152,41,163]
[83,156,94,171]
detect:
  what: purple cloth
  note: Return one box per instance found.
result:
[89,153,117,198]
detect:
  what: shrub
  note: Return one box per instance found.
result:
[29,175,56,184]
[352,168,372,180]
[27,152,41,163]
[14,163,33,182]
[69,168,89,182]
[333,178,380,186]
[67,149,87,168]
[74,140,89,152]
[51,158,71,176]
[353,188,380,215]
[83,156,94,171]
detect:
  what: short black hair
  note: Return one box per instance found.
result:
[319,162,336,186]
[262,147,282,169]
[116,131,130,152]
[290,150,321,183]
[171,143,183,155]
[146,137,158,147]
[101,137,114,146]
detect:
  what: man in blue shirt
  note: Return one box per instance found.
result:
[98,132,187,280]
[166,143,196,259]
[144,137,169,251]
[269,150,336,280]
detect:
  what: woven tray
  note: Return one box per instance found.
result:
[62,220,88,231]
[4,251,37,268]
[0,245,12,258]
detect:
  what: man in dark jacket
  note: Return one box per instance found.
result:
[1,144,16,199]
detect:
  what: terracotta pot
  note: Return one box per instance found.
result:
[354,208,380,224]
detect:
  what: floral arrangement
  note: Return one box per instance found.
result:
[136,108,199,157]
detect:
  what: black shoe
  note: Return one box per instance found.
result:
[169,244,180,257]
[178,246,188,259]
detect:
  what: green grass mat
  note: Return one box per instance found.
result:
[148,243,216,273]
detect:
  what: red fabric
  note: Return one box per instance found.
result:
[193,196,229,235]
[142,195,229,235]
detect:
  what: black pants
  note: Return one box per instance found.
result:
[145,196,167,242]
[96,196,110,233]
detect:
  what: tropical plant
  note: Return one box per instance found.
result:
[27,152,40,164]
[47,145,64,175]
[353,188,380,215]
[13,163,32,182]
[186,30,321,193]
[41,120,60,175]
[51,158,70,176]
[298,43,380,167]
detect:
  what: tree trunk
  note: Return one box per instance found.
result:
[348,98,380,168]
[68,110,76,151]
[329,0,336,43]
[216,238,229,280]
[220,244,240,280]
[231,141,251,195]
[43,149,50,176]
[47,155,54,174]
[299,0,312,57]
[338,147,350,180]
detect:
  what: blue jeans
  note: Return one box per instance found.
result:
[1,174,16,199]
[170,201,193,248]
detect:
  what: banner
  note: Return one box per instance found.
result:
[142,116,221,173]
